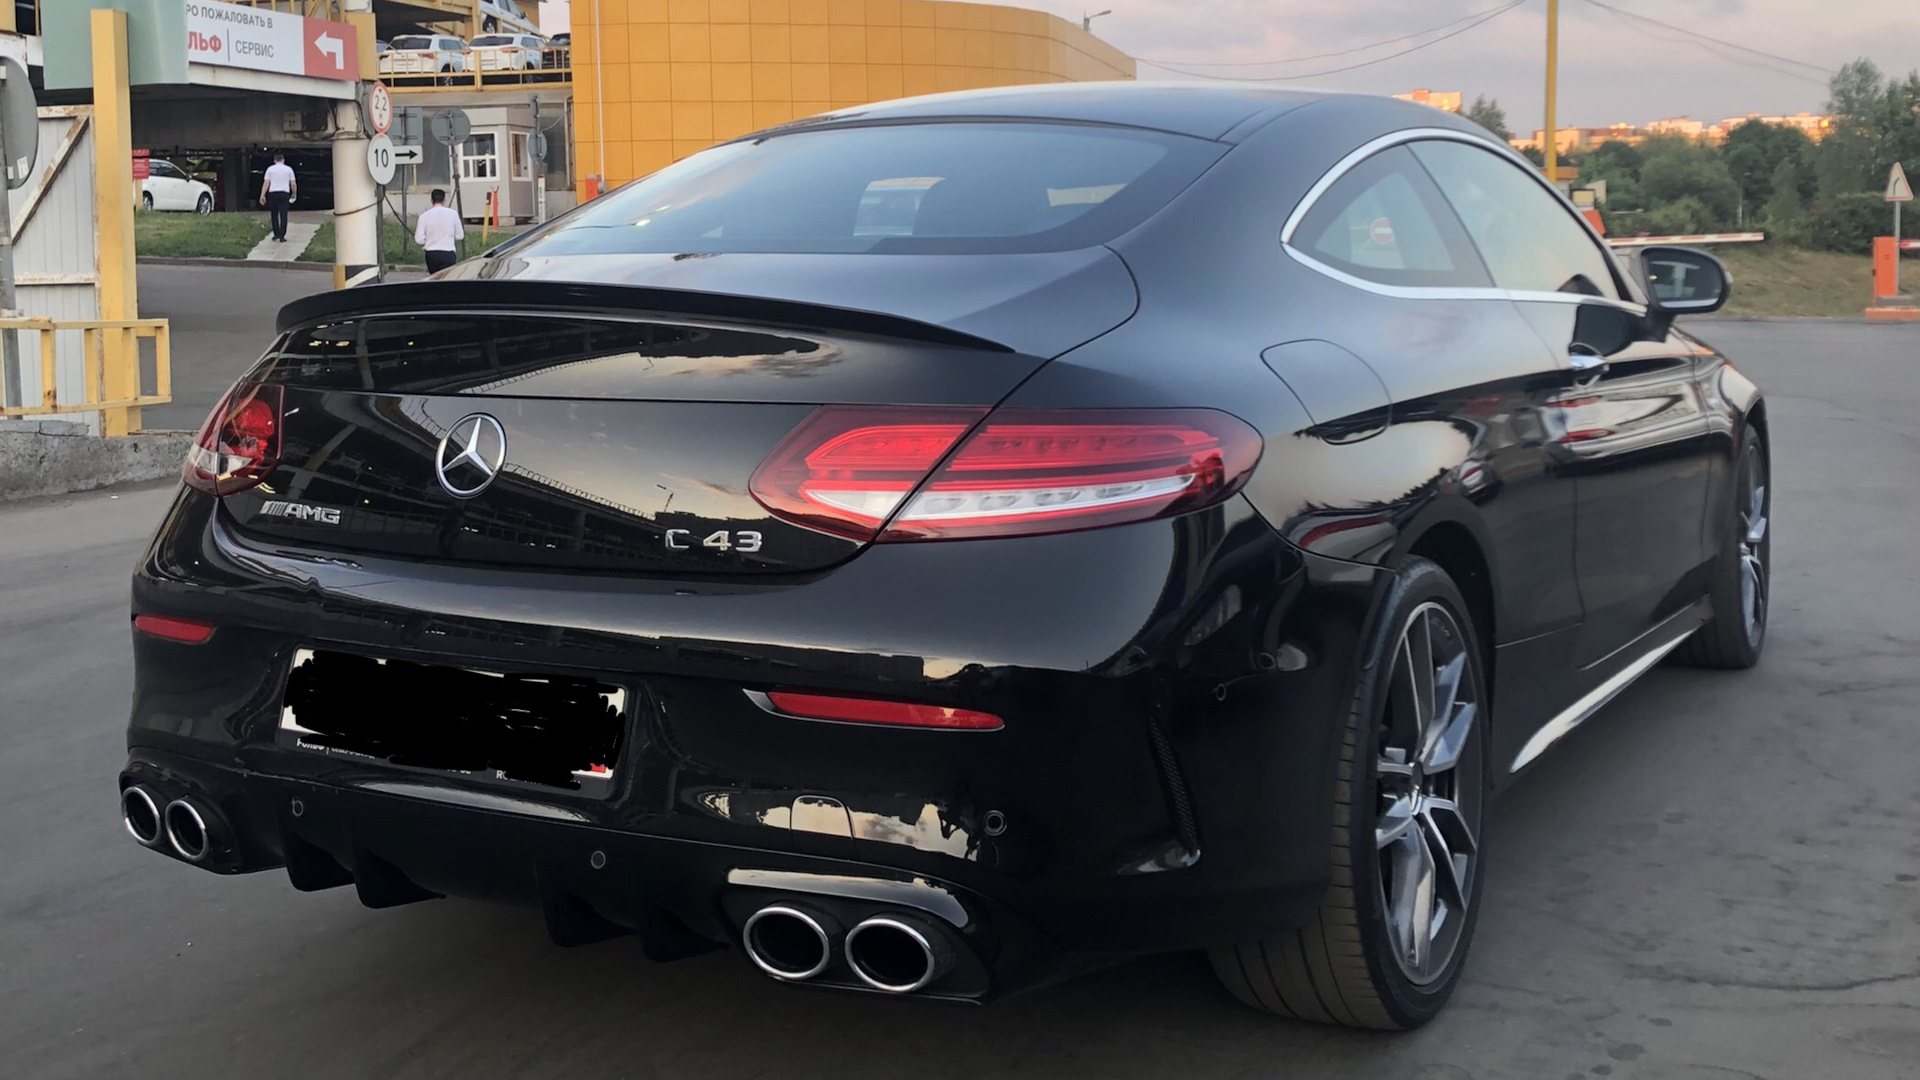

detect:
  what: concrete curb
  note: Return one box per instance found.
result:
[0,426,194,502]
[138,256,331,272]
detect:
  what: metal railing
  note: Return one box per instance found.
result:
[384,55,571,91]
[0,318,172,420]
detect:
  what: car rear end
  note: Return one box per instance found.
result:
[470,34,533,71]
[121,113,1337,1001]
[380,35,439,75]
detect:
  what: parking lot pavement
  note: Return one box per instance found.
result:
[1,321,1914,1080]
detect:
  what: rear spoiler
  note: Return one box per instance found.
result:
[275,279,1015,353]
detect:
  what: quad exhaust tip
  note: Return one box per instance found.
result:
[845,914,955,994]
[164,798,214,863]
[743,904,836,982]
[121,786,164,847]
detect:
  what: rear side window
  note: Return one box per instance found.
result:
[513,122,1225,256]
[390,36,432,50]
[1291,145,1490,289]
[1410,139,1622,299]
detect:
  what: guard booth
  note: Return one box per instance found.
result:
[393,99,565,224]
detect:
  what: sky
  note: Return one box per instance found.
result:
[540,0,1918,128]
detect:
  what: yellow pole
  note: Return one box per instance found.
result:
[1543,0,1558,185]
[92,9,140,435]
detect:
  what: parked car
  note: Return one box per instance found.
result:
[140,159,213,214]
[469,33,546,72]
[542,31,571,69]
[378,34,468,80]
[122,85,1767,1031]
[478,0,538,34]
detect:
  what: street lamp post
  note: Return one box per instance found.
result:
[1083,9,1112,32]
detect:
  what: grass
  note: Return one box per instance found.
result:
[1709,243,1916,318]
[299,219,527,267]
[134,211,268,259]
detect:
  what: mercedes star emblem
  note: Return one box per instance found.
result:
[435,414,507,498]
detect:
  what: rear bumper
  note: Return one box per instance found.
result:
[126,487,1385,996]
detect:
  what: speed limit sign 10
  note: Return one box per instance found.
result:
[367,81,393,135]
[366,133,397,186]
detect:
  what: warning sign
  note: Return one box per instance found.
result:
[1887,162,1912,203]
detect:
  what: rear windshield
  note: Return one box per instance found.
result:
[470,35,514,46]
[512,122,1224,256]
[390,36,434,50]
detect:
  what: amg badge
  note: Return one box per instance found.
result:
[257,500,342,525]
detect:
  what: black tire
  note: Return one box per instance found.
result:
[141,192,153,211]
[1672,423,1769,669]
[196,193,212,215]
[1211,558,1489,1030]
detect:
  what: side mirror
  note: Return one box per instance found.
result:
[1634,245,1731,336]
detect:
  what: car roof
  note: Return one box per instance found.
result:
[774,82,1342,142]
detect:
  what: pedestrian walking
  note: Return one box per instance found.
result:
[415,189,465,275]
[259,153,297,242]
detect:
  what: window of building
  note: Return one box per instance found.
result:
[1409,139,1623,299]
[1291,145,1490,288]
[460,134,499,180]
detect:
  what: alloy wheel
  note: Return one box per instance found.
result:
[1376,601,1483,986]
[1739,445,1768,646]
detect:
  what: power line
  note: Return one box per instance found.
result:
[1139,0,1530,82]
[1133,3,1519,69]
[1584,4,1829,86]
[1579,0,1834,76]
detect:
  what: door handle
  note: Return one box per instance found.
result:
[1568,345,1607,385]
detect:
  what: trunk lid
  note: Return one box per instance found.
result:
[224,275,1113,576]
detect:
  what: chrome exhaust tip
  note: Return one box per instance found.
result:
[163,798,215,863]
[845,914,954,994]
[121,786,164,847]
[743,904,836,982]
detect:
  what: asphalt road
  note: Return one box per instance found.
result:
[2,320,1915,1080]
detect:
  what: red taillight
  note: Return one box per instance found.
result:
[183,381,283,496]
[749,406,1261,542]
[765,690,1003,731]
[133,614,216,644]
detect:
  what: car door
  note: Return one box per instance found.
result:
[1278,141,1591,767]
[149,162,187,210]
[1410,138,1716,671]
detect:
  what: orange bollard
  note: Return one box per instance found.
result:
[1866,236,1918,320]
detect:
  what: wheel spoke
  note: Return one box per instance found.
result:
[1419,807,1470,916]
[1377,792,1415,848]
[1746,485,1768,545]
[1421,702,1476,774]
[1403,615,1436,743]
[1401,831,1437,974]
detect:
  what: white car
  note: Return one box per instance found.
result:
[479,0,538,34]
[141,160,214,214]
[378,35,469,78]
[469,33,546,72]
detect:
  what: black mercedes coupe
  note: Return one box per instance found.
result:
[122,84,1769,1029]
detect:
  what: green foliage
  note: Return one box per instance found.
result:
[1640,146,1741,224]
[1465,95,1512,142]
[1804,192,1889,253]
[1722,119,1814,207]
[1643,196,1718,235]
[1762,159,1810,245]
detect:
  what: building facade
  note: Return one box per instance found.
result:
[570,0,1135,190]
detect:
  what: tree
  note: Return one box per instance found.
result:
[1639,142,1742,224]
[1722,119,1814,209]
[1763,158,1809,245]
[1814,58,1920,199]
[1465,95,1512,142]
[1585,139,1646,182]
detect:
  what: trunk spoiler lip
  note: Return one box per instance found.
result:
[275,279,1017,354]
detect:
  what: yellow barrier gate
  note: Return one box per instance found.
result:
[0,318,172,422]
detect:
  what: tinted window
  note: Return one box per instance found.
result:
[150,162,184,180]
[516,123,1224,256]
[1410,140,1622,298]
[1292,145,1489,288]
[390,36,433,50]
[471,35,513,46]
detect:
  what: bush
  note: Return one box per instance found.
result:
[1804,192,1890,252]
[1642,196,1718,235]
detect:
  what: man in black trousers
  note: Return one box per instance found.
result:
[258,153,296,243]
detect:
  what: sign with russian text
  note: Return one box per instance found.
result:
[183,2,357,82]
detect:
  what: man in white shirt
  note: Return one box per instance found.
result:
[414,189,465,274]
[258,153,296,242]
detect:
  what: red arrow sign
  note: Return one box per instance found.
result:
[303,18,358,79]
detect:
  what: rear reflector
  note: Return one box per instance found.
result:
[133,614,216,644]
[764,690,1003,731]
[183,381,284,497]
[750,406,1261,542]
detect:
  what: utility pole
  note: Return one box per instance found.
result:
[1543,0,1559,185]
